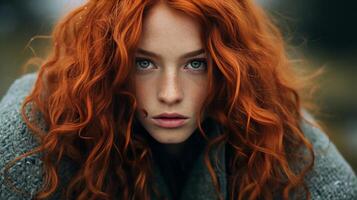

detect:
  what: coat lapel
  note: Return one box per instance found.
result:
[151,118,227,200]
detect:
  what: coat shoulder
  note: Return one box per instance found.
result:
[299,112,357,200]
[0,73,44,199]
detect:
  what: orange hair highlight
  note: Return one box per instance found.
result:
[4,0,316,199]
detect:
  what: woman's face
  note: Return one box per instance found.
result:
[133,2,209,144]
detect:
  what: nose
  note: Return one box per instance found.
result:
[157,71,183,105]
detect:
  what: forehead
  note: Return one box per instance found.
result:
[138,2,203,55]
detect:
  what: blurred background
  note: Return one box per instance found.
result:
[0,0,356,172]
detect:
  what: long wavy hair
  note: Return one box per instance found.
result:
[4,0,318,199]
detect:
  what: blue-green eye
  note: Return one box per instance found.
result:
[136,58,153,70]
[186,59,207,71]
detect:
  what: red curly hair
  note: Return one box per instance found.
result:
[4,0,317,199]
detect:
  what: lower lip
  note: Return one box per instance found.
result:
[152,118,188,128]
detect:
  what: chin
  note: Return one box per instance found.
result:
[148,128,194,144]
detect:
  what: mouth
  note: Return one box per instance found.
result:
[151,118,188,128]
[152,112,189,128]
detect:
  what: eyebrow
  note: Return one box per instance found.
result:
[136,48,206,60]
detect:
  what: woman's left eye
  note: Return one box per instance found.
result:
[185,59,207,71]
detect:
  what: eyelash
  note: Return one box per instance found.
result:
[135,57,207,72]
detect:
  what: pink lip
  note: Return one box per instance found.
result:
[152,118,188,128]
[153,112,189,119]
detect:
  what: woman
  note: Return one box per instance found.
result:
[0,0,356,199]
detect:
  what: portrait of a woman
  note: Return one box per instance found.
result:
[0,0,356,200]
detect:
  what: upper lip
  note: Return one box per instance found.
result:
[153,112,189,119]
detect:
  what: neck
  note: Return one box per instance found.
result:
[160,141,188,159]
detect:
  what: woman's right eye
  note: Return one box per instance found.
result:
[135,58,154,70]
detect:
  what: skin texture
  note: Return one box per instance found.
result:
[133,2,209,148]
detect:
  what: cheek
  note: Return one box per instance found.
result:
[134,97,149,121]
[194,88,208,107]
[134,78,154,120]
[185,77,209,108]
[134,79,150,106]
